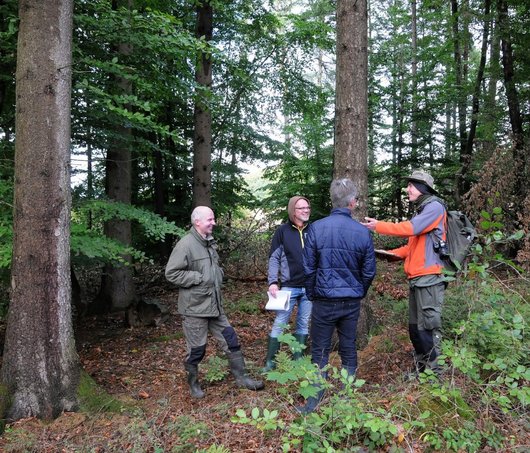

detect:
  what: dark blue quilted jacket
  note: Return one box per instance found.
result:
[303,208,376,300]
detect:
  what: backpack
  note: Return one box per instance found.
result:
[419,196,477,272]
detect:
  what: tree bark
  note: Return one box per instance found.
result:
[451,0,469,205]
[497,1,525,147]
[410,0,419,167]
[1,0,78,421]
[497,0,527,198]
[334,0,368,217]
[192,0,213,208]
[333,0,372,349]
[465,0,491,167]
[483,15,501,151]
[97,0,136,312]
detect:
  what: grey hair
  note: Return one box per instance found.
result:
[329,178,358,208]
[191,206,212,224]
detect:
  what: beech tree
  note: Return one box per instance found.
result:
[0,0,78,420]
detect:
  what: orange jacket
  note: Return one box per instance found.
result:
[375,199,446,279]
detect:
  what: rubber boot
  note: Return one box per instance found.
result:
[425,358,443,381]
[184,363,205,399]
[262,336,280,372]
[228,350,264,390]
[292,334,308,360]
[297,389,325,415]
[296,371,327,414]
[404,351,424,381]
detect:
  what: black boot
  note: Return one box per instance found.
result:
[228,350,264,390]
[403,351,425,381]
[292,334,308,360]
[296,371,327,414]
[297,388,325,415]
[184,363,205,399]
[262,336,280,372]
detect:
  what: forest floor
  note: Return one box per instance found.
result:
[0,263,527,452]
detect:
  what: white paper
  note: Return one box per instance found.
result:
[265,290,291,311]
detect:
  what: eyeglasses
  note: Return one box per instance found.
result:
[295,207,311,211]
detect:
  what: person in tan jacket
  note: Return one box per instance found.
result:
[165,206,264,398]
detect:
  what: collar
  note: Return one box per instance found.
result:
[331,207,353,217]
[290,222,308,231]
[190,227,215,246]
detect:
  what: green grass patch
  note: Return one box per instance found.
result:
[224,293,262,315]
[78,370,137,414]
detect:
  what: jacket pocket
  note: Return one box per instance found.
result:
[181,285,213,315]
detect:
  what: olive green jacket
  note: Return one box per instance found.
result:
[165,227,223,317]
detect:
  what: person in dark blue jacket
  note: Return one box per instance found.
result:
[299,178,376,414]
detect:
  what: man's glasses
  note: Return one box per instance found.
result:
[295,207,311,211]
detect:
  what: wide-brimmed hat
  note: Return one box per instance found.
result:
[406,170,438,194]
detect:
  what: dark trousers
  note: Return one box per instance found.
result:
[408,281,445,368]
[310,298,361,373]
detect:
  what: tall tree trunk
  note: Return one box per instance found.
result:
[497,0,527,198]
[333,0,372,349]
[1,0,78,421]
[483,15,501,152]
[410,0,419,168]
[452,0,469,205]
[465,0,491,172]
[97,0,136,312]
[192,0,213,208]
[334,0,368,218]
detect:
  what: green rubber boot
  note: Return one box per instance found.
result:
[292,334,308,360]
[262,336,280,372]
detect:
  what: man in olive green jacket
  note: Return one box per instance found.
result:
[165,206,264,398]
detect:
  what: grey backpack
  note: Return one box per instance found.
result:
[419,197,477,272]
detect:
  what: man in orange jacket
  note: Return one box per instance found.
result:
[362,170,447,378]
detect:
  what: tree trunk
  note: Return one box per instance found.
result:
[410,0,419,168]
[334,0,368,216]
[1,0,78,421]
[497,0,526,195]
[97,0,136,312]
[452,0,469,205]
[483,15,501,152]
[192,0,213,208]
[465,0,491,169]
[333,0,372,349]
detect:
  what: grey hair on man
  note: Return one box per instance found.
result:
[191,206,212,224]
[330,178,358,209]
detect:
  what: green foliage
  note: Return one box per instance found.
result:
[203,356,229,383]
[71,199,184,265]
[74,199,185,241]
[235,362,400,452]
[170,415,210,445]
[0,196,183,270]
[0,382,11,431]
